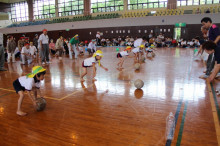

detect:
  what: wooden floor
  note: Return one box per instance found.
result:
[0,47,219,146]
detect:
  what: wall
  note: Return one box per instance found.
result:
[1,13,220,45]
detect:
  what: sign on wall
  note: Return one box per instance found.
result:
[175,23,186,27]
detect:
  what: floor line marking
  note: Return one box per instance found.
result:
[208,82,220,146]
[176,101,188,146]
[0,87,60,101]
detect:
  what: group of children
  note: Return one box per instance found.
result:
[116,37,156,69]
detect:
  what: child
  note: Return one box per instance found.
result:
[132,45,145,62]
[29,42,37,59]
[79,43,84,56]
[80,50,108,82]
[87,39,96,55]
[13,66,46,116]
[21,43,32,65]
[117,46,132,69]
[145,44,155,58]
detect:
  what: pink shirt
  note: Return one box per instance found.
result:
[49,43,55,50]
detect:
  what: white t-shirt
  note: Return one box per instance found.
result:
[21,47,30,54]
[96,34,100,38]
[39,34,49,44]
[134,38,144,48]
[29,45,37,55]
[120,51,129,57]
[79,47,83,51]
[189,41,194,46]
[83,57,97,66]
[18,76,41,90]
[132,47,140,53]
[88,42,96,51]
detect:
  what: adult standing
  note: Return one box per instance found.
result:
[39,29,50,65]
[96,32,101,46]
[33,34,38,51]
[7,35,16,63]
[0,45,7,71]
[201,17,220,81]
[18,37,25,51]
[55,36,64,60]
[69,34,79,59]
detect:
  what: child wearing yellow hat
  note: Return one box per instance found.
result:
[116,46,132,69]
[13,66,46,116]
[80,50,108,82]
[132,44,145,62]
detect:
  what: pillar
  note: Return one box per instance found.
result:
[84,0,91,16]
[123,0,128,11]
[27,0,33,21]
[167,0,177,9]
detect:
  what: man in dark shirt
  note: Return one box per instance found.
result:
[200,17,220,79]
[202,41,220,82]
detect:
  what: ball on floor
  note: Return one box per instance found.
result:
[134,63,140,70]
[36,97,46,111]
[134,79,144,89]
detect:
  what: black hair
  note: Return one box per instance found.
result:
[201,17,212,23]
[142,36,147,41]
[202,41,217,51]
[36,71,46,77]
[195,36,200,40]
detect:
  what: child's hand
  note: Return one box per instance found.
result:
[105,68,108,71]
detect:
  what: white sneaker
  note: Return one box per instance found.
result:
[42,62,45,65]
[46,61,51,64]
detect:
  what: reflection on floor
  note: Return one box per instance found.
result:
[0,47,219,145]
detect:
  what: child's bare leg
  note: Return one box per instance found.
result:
[80,67,87,82]
[17,91,27,116]
[119,58,124,69]
[92,67,97,81]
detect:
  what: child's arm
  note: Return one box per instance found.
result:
[37,88,43,97]
[27,90,37,106]
[214,35,220,44]
[100,63,108,71]
[92,63,97,78]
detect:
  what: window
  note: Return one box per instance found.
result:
[11,1,29,22]
[128,0,167,10]
[91,0,124,13]
[177,0,220,6]
[34,0,56,19]
[58,0,84,17]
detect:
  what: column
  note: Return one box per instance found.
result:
[167,0,177,9]
[55,0,59,17]
[123,0,128,12]
[84,0,91,16]
[27,0,33,21]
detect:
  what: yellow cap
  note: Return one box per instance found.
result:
[26,66,46,78]
[74,34,79,38]
[125,46,132,51]
[93,50,103,57]
[93,50,103,66]
[140,45,145,48]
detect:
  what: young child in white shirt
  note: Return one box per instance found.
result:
[79,43,84,56]
[21,43,32,65]
[132,45,145,62]
[116,46,132,69]
[87,39,97,55]
[13,66,46,116]
[80,50,108,82]
[29,42,37,58]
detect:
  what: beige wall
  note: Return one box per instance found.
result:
[0,13,219,34]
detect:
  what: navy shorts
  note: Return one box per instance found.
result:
[13,79,25,93]
[116,53,122,58]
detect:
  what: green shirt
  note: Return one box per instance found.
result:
[70,37,79,45]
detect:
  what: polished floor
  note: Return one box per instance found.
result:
[0,47,219,146]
